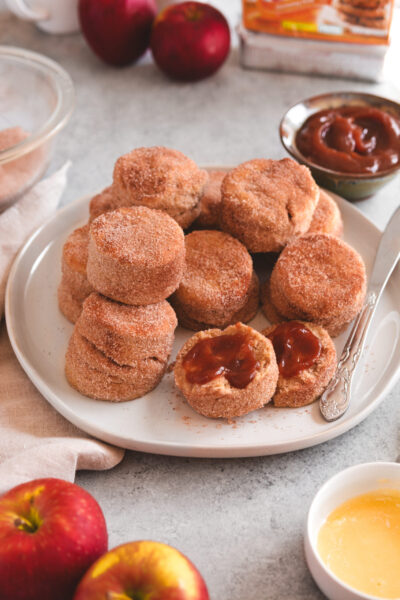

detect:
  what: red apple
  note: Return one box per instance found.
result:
[73,540,209,599]
[150,2,231,81]
[0,478,108,600]
[79,0,157,66]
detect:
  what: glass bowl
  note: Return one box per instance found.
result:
[279,91,400,201]
[0,46,74,211]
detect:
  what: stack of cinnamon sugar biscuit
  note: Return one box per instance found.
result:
[58,146,367,418]
[60,146,209,402]
[64,206,184,402]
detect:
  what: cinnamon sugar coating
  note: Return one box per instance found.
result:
[220,158,319,253]
[89,186,120,222]
[58,281,83,324]
[58,225,94,322]
[62,224,89,276]
[262,321,337,408]
[173,270,260,330]
[307,190,343,237]
[60,224,94,300]
[174,323,279,419]
[87,206,185,305]
[113,146,208,229]
[269,234,367,337]
[193,170,226,229]
[260,279,286,325]
[228,270,260,324]
[170,230,255,329]
[65,330,166,402]
[76,293,177,365]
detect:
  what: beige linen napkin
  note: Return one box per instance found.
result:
[0,165,124,495]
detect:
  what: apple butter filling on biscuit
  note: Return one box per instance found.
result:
[174,323,278,419]
[263,321,337,408]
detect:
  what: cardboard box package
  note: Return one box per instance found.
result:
[240,0,395,80]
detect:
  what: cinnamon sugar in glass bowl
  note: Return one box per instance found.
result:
[0,46,74,211]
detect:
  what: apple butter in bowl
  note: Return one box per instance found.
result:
[280,92,400,200]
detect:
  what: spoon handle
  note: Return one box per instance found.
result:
[319,204,400,422]
[319,291,378,422]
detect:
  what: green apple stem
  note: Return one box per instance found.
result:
[13,515,38,533]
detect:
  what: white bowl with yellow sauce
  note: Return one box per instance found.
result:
[305,462,400,600]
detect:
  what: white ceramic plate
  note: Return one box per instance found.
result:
[5,185,400,457]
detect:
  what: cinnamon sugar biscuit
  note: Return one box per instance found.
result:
[174,323,279,419]
[89,186,120,222]
[231,270,260,324]
[87,206,185,305]
[76,293,177,365]
[58,225,94,322]
[220,158,319,253]
[60,225,94,301]
[307,190,343,237]
[113,146,208,229]
[174,270,260,330]
[269,234,367,337]
[170,230,255,330]
[58,281,83,324]
[193,170,226,229]
[65,330,166,402]
[262,321,337,408]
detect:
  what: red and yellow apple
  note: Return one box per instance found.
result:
[73,540,209,599]
[0,478,108,600]
[79,0,157,66]
[150,2,231,81]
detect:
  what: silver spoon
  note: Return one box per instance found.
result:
[320,204,400,422]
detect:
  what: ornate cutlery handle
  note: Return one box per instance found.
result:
[319,291,378,422]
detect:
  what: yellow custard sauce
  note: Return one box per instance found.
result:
[318,489,400,599]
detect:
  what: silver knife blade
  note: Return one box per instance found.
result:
[369,205,400,295]
[320,204,400,422]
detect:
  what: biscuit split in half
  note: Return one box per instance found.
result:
[174,323,279,419]
[262,321,337,408]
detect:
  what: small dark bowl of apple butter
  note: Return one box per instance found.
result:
[280,92,400,200]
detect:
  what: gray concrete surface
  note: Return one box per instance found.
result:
[1,3,400,598]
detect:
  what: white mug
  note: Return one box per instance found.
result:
[6,0,80,34]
